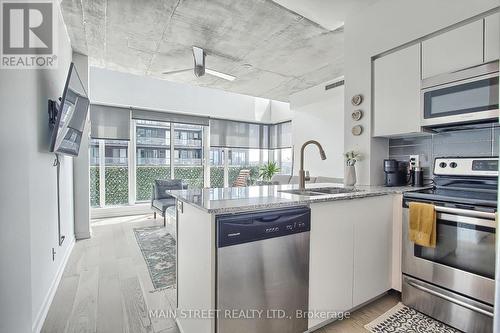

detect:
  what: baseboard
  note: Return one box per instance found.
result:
[91,203,151,219]
[75,231,91,240]
[175,318,185,333]
[32,236,75,333]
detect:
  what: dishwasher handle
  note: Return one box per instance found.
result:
[256,215,282,223]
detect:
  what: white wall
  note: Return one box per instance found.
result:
[290,79,345,178]
[90,67,292,123]
[0,3,75,332]
[270,100,293,123]
[343,0,499,185]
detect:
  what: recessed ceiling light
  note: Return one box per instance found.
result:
[242,64,253,69]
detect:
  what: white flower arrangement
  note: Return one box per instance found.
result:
[344,150,361,166]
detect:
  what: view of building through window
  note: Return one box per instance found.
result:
[135,120,171,201]
[90,139,130,207]
[90,121,292,208]
[173,123,204,189]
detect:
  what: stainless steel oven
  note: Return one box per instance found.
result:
[421,62,499,128]
[402,157,497,333]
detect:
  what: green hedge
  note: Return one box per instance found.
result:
[105,167,129,205]
[90,166,99,207]
[174,167,204,189]
[210,167,224,188]
[91,165,263,206]
[136,166,171,201]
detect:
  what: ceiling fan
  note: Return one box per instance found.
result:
[162,46,236,81]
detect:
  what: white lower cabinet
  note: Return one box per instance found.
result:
[309,195,394,329]
[308,201,354,329]
[352,195,393,306]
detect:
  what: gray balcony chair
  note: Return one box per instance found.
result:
[151,179,187,227]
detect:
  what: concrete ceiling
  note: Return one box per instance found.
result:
[61,0,374,101]
[272,0,380,31]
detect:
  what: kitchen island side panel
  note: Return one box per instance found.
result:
[177,202,216,333]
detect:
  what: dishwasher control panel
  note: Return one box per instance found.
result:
[217,206,311,247]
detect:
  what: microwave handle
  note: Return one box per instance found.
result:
[407,279,494,318]
[434,206,496,220]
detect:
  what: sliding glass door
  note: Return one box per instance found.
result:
[135,120,171,201]
[173,123,204,188]
[89,139,130,207]
[89,112,293,208]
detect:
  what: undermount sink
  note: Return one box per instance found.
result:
[278,189,326,196]
[279,187,362,196]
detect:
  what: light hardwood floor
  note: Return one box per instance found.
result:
[42,214,179,333]
[319,292,399,333]
[42,214,399,333]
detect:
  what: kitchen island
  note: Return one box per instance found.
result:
[167,183,424,333]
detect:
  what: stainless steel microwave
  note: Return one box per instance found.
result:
[421,62,499,128]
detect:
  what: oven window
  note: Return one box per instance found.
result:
[414,220,495,279]
[424,76,499,118]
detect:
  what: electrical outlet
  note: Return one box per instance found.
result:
[409,155,420,169]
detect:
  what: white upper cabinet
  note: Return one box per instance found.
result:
[373,44,421,137]
[422,20,484,79]
[485,13,500,63]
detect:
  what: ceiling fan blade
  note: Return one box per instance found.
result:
[205,68,236,81]
[192,46,205,67]
[162,68,192,75]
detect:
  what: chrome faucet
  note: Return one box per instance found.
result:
[299,140,327,190]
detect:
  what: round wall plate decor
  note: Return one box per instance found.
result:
[352,109,363,121]
[351,94,363,106]
[352,125,363,136]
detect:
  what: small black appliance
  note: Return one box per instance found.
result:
[384,159,408,187]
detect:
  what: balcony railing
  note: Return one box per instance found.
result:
[104,157,128,165]
[174,138,202,147]
[90,156,99,166]
[136,137,170,146]
[174,158,202,165]
[137,157,170,166]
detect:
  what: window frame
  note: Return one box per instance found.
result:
[90,119,292,210]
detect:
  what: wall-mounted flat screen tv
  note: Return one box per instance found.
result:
[49,62,90,156]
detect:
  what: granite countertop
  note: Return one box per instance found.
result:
[167,183,429,214]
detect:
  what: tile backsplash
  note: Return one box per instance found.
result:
[388,125,499,180]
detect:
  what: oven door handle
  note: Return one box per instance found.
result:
[434,206,496,220]
[407,280,494,318]
[438,212,496,229]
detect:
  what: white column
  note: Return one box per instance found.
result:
[98,139,106,207]
[223,147,229,188]
[128,120,136,205]
[170,124,175,179]
[203,126,210,188]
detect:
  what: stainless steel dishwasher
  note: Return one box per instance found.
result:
[216,206,310,333]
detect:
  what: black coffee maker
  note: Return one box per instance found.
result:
[384,159,408,187]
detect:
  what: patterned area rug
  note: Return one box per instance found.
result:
[133,226,176,291]
[365,303,461,333]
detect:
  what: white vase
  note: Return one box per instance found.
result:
[344,165,357,187]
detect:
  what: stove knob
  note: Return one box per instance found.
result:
[450,162,457,168]
[439,162,447,168]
